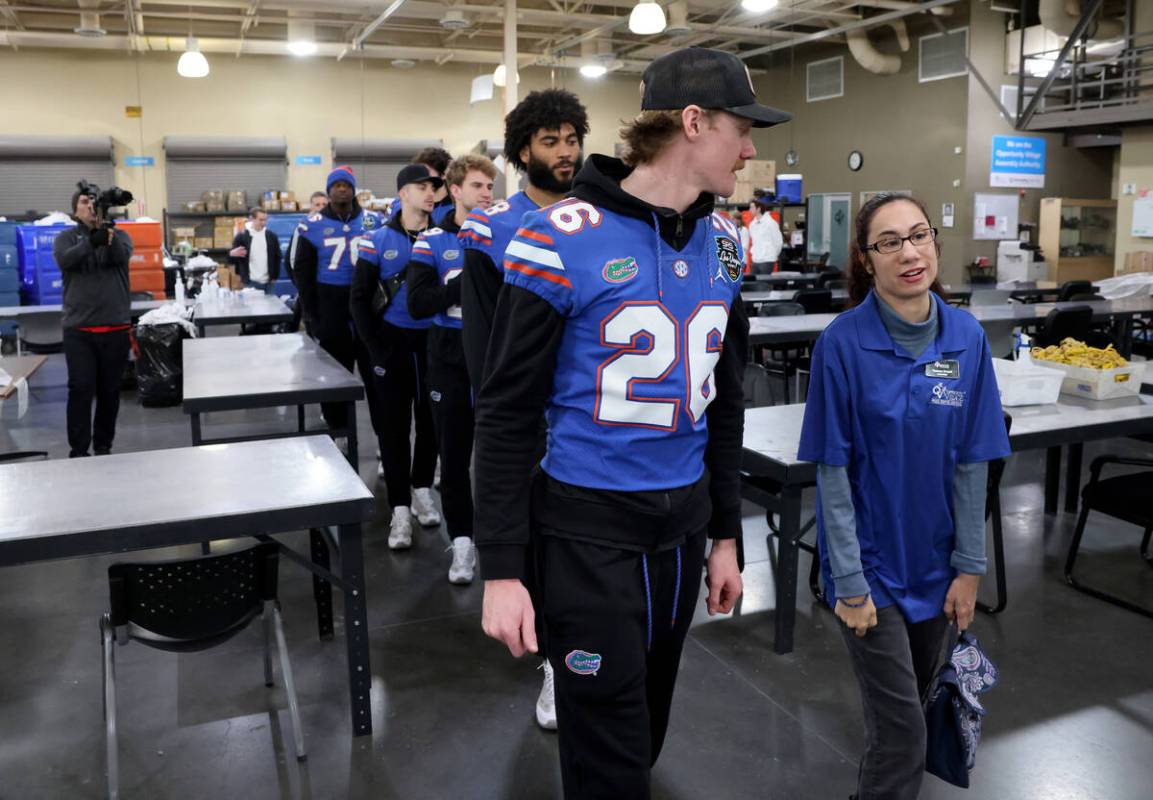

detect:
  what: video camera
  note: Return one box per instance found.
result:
[76,179,134,224]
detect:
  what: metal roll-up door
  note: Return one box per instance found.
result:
[0,135,114,217]
[331,138,443,197]
[164,136,287,209]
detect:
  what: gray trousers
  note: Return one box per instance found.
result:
[839,604,950,800]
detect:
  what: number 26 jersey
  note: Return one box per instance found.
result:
[503,199,745,492]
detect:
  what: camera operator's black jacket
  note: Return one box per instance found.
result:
[53,223,133,329]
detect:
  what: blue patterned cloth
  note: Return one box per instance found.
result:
[925,632,998,786]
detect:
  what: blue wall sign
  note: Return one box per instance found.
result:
[990,135,1046,188]
[125,156,154,167]
[296,155,322,165]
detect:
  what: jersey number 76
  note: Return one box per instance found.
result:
[595,301,728,430]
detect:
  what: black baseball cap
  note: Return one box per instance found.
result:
[396,164,445,192]
[641,47,791,128]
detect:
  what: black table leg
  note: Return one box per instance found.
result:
[1044,446,1061,514]
[1065,443,1083,514]
[344,400,358,470]
[310,528,334,641]
[773,484,802,655]
[337,522,373,737]
[190,413,203,446]
[297,405,306,434]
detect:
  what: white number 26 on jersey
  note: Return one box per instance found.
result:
[595,301,728,429]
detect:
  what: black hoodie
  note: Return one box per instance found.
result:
[472,155,749,581]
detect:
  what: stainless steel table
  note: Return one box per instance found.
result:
[0,436,377,736]
[182,333,364,466]
[748,297,1153,353]
[741,393,1153,654]
[0,300,187,355]
[192,294,293,336]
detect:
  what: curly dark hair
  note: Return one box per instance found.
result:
[503,89,590,172]
[412,146,452,176]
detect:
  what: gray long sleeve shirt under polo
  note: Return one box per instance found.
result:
[818,294,988,599]
[53,223,133,329]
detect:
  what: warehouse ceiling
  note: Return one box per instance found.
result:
[0,0,965,73]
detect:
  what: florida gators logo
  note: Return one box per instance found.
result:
[603,257,639,284]
[565,650,602,675]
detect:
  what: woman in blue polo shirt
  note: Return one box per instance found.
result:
[798,193,1009,800]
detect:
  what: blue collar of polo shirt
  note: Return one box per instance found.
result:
[854,289,966,363]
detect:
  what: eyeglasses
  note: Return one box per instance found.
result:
[865,227,938,255]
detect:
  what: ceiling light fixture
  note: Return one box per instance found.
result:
[287,16,318,57]
[580,63,608,78]
[391,58,416,69]
[177,37,210,78]
[493,63,518,87]
[740,0,779,13]
[628,1,666,35]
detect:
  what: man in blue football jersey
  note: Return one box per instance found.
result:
[407,154,497,585]
[459,89,589,390]
[293,165,385,442]
[350,164,443,549]
[474,48,791,799]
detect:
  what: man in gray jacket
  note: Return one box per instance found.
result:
[52,186,133,458]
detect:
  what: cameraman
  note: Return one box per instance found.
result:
[52,185,134,458]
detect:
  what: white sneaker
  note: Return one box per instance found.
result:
[536,660,557,731]
[411,487,442,527]
[433,463,441,491]
[388,507,412,550]
[447,537,476,585]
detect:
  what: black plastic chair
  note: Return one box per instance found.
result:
[1032,305,1094,347]
[757,303,806,404]
[816,270,845,288]
[1063,456,1153,618]
[978,414,1013,614]
[129,291,154,302]
[1057,280,1094,302]
[792,288,833,315]
[101,543,305,799]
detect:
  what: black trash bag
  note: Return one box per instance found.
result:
[134,322,186,407]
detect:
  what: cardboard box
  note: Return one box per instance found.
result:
[262,199,282,211]
[205,200,226,213]
[744,159,776,191]
[214,230,235,249]
[726,178,754,205]
[225,190,247,212]
[185,201,207,213]
[262,190,278,202]
[281,200,299,212]
[172,226,197,238]
[216,266,244,290]
[193,237,213,250]
[278,191,295,202]
[1122,251,1153,274]
[1037,360,1148,400]
[201,190,224,203]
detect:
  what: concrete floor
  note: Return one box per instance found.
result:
[2,343,1152,799]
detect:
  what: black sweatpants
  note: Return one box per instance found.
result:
[63,328,130,458]
[839,605,950,800]
[539,528,708,800]
[374,323,437,509]
[427,355,474,538]
[312,287,382,445]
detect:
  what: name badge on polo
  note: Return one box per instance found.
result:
[925,360,960,379]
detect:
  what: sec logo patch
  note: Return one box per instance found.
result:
[715,237,741,282]
[672,259,689,279]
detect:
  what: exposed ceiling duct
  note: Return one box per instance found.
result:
[73,0,104,37]
[1038,0,1124,40]
[844,18,909,75]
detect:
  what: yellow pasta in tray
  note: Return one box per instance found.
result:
[1031,337,1128,369]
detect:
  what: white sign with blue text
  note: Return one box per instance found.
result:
[990,135,1046,189]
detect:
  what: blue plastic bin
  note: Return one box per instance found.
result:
[0,221,17,246]
[0,270,19,293]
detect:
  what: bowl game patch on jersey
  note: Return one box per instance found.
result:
[716,236,741,282]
